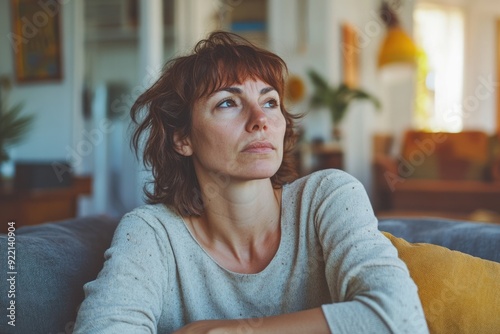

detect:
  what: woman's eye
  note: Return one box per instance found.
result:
[217,99,237,108]
[264,99,279,108]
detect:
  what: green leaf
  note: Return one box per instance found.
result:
[307,69,330,91]
[0,147,8,162]
[0,98,34,148]
[307,69,381,125]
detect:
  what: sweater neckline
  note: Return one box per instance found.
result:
[176,184,289,277]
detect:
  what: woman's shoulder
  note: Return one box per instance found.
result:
[283,169,370,215]
[119,203,183,234]
[125,203,178,219]
[286,169,362,194]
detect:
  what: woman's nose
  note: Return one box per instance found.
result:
[246,103,268,132]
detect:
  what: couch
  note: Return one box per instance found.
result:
[0,215,499,334]
[373,130,500,215]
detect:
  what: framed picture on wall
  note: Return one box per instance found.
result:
[341,23,360,88]
[10,0,63,82]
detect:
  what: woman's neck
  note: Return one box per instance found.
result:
[185,179,282,273]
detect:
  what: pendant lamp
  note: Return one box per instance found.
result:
[378,1,419,68]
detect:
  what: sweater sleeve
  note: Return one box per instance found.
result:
[73,211,169,334]
[311,171,429,334]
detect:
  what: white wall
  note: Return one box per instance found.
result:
[0,0,84,166]
[462,0,499,132]
[268,0,332,144]
[83,40,141,216]
[174,0,220,54]
[83,3,174,216]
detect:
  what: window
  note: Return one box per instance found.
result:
[413,3,464,132]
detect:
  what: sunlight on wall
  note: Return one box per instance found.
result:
[414,3,464,132]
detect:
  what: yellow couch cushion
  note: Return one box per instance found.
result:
[382,232,500,334]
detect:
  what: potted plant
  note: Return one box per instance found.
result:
[308,69,381,141]
[0,76,34,182]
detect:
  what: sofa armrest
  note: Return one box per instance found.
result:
[373,154,401,194]
[0,215,120,334]
[491,156,500,181]
[373,155,399,183]
[374,154,399,172]
[372,155,400,211]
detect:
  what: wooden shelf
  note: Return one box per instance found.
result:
[0,176,92,233]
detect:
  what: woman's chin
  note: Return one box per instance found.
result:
[241,165,281,181]
[207,159,282,183]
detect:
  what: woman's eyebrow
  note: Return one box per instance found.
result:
[260,87,276,95]
[220,87,242,94]
[216,86,276,95]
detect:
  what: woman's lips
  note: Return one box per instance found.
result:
[242,141,275,153]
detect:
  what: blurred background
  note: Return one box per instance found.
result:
[1,0,499,229]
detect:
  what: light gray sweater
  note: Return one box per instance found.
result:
[74,170,428,333]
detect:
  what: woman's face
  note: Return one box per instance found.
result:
[178,78,286,186]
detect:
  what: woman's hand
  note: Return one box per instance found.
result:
[172,308,329,334]
[172,319,240,334]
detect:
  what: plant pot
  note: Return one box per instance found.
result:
[332,127,342,143]
[0,159,14,189]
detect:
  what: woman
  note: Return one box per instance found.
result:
[74,31,428,333]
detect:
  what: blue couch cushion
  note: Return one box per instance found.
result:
[1,215,497,333]
[378,217,500,263]
[0,215,119,334]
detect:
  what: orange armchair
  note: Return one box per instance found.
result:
[372,130,500,216]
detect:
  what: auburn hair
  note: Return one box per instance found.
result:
[131,31,300,216]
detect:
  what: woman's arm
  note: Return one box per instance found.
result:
[312,171,429,333]
[73,212,169,333]
[173,307,329,334]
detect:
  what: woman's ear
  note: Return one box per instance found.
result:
[173,132,193,156]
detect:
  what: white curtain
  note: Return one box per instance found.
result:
[414,3,464,132]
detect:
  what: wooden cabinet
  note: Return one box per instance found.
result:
[298,142,344,176]
[0,176,92,233]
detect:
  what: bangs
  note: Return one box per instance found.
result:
[190,41,287,102]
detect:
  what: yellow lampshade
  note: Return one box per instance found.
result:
[378,26,419,67]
